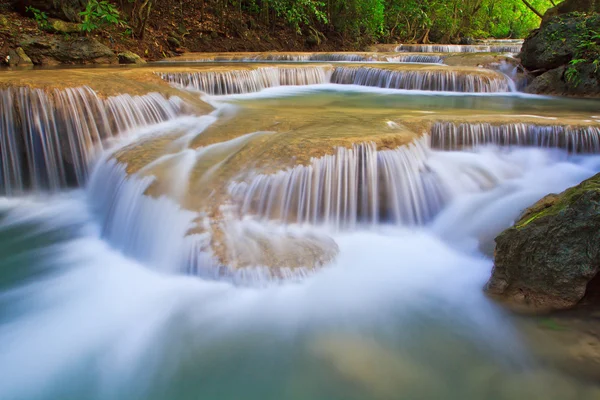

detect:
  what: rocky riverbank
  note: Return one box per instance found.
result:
[0,0,358,67]
[520,0,600,97]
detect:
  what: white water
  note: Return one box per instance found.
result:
[3,65,600,399]
[396,44,523,53]
[1,143,600,399]
[0,87,183,195]
[159,65,515,94]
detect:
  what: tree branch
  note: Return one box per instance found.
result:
[521,0,544,18]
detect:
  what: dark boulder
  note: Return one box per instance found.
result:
[519,13,600,71]
[543,0,600,23]
[524,65,600,97]
[486,174,600,312]
[12,0,89,23]
[19,35,117,65]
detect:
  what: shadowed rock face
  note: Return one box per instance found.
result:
[520,10,600,97]
[487,173,600,312]
[12,0,88,22]
[543,0,600,23]
[19,35,117,65]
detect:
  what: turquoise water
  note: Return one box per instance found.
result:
[1,86,600,400]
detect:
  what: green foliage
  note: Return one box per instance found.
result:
[565,16,600,87]
[79,0,125,33]
[231,0,556,43]
[26,6,50,30]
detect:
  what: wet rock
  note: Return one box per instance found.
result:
[19,35,117,65]
[486,173,600,312]
[460,37,475,45]
[13,0,88,22]
[118,51,146,65]
[524,67,568,95]
[7,47,33,66]
[525,64,600,97]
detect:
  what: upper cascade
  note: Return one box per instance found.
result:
[0,86,183,195]
[385,55,445,64]
[330,66,515,92]
[430,122,600,153]
[395,44,523,53]
[159,65,515,94]
[158,66,332,95]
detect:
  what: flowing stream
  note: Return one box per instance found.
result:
[2,54,600,400]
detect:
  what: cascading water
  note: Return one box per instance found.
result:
[229,137,448,228]
[158,66,331,95]
[395,44,523,53]
[160,65,514,94]
[431,122,600,153]
[386,55,445,64]
[4,64,600,400]
[0,86,183,195]
[330,66,515,92]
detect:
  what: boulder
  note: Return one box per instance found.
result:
[12,0,88,23]
[519,13,600,72]
[118,51,146,65]
[486,173,600,312]
[7,47,34,66]
[524,63,600,97]
[543,0,600,23]
[524,66,569,95]
[19,35,117,65]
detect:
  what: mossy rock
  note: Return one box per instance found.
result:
[118,51,146,65]
[486,173,600,312]
[19,35,117,65]
[520,13,600,72]
[46,18,80,34]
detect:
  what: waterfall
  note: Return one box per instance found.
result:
[430,122,600,153]
[330,66,515,92]
[164,53,374,62]
[228,137,449,229]
[0,87,183,195]
[158,66,332,95]
[386,55,445,64]
[395,44,522,53]
[159,66,514,94]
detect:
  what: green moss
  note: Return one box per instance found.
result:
[516,173,600,229]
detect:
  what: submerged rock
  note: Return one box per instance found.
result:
[118,51,146,64]
[19,35,117,65]
[487,173,600,312]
